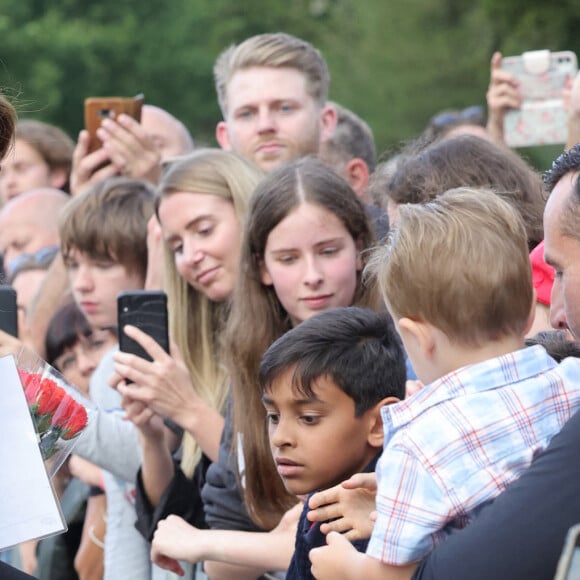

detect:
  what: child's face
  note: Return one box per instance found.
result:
[64,248,144,329]
[260,202,362,326]
[263,367,378,496]
[158,191,241,302]
[54,329,117,394]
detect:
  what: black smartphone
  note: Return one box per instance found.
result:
[555,523,580,580]
[117,290,169,361]
[0,285,18,338]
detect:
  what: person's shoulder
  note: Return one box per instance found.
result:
[89,343,119,402]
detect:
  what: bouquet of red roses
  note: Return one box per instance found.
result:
[16,347,93,478]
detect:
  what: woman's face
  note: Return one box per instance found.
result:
[54,328,117,395]
[260,202,362,325]
[158,191,241,302]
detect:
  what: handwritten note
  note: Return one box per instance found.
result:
[0,355,65,550]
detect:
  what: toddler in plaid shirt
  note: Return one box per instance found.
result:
[310,187,580,580]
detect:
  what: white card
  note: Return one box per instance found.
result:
[0,355,66,550]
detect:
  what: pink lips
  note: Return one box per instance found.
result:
[301,295,333,310]
[256,142,284,155]
[196,266,219,285]
[80,301,98,314]
[276,458,303,477]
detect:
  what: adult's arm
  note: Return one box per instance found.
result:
[413,409,580,580]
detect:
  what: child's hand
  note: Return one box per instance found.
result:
[307,472,377,541]
[310,531,362,579]
[151,515,205,574]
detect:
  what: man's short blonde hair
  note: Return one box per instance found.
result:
[214,32,330,117]
[368,187,533,345]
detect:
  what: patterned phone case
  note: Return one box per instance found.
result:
[502,50,577,147]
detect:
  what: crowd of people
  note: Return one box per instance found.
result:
[0,31,580,580]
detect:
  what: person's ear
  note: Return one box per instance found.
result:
[398,317,436,362]
[344,158,370,201]
[366,396,399,448]
[49,168,68,191]
[215,121,232,151]
[259,258,273,286]
[319,104,337,144]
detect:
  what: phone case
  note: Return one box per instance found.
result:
[117,290,169,362]
[84,94,144,153]
[502,50,578,147]
[0,285,18,338]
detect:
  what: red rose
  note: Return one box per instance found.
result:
[51,398,88,440]
[62,404,88,440]
[36,379,66,416]
[19,370,42,405]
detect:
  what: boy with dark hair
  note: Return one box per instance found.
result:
[310,187,580,580]
[260,306,406,579]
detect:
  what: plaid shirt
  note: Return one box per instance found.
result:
[367,345,580,565]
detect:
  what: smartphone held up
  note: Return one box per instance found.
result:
[502,49,578,147]
[84,94,144,153]
[117,290,169,362]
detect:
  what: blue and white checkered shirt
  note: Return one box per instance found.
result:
[367,345,580,565]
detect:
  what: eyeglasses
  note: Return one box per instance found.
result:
[8,245,60,279]
[430,105,486,129]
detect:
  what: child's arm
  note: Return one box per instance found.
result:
[310,532,418,580]
[151,504,301,575]
[307,472,377,540]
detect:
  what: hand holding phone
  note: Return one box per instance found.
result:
[116,290,181,435]
[501,50,578,147]
[84,94,144,154]
[117,290,169,363]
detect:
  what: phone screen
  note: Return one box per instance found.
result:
[117,290,169,362]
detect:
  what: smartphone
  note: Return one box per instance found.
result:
[117,290,169,362]
[502,50,578,147]
[0,285,18,337]
[84,94,144,153]
[555,524,580,580]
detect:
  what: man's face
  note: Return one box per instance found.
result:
[141,106,192,162]
[0,207,59,274]
[0,139,64,204]
[543,171,580,339]
[216,66,335,172]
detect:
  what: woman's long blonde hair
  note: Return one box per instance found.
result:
[156,149,263,477]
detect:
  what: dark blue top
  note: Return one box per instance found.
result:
[286,452,381,579]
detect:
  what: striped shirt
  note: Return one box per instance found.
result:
[367,345,580,565]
